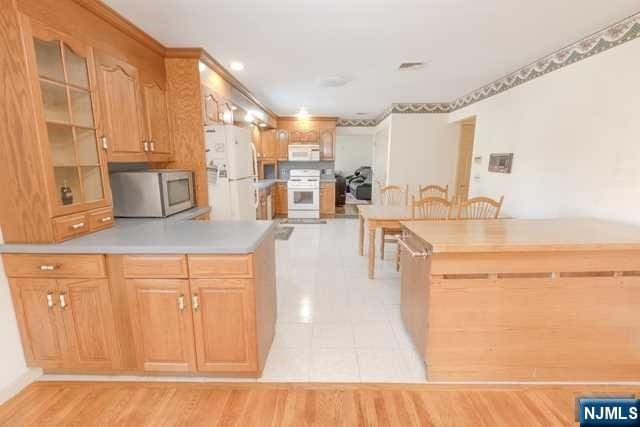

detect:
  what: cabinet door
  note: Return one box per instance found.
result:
[95,52,147,162]
[26,21,111,216]
[275,183,288,215]
[251,124,262,160]
[319,128,335,160]
[10,279,67,368]
[127,279,196,372]
[320,182,336,216]
[143,82,172,161]
[203,93,220,125]
[190,279,257,373]
[276,129,289,160]
[261,129,277,160]
[59,278,120,370]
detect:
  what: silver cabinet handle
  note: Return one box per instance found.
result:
[397,237,431,258]
[101,136,108,150]
[59,293,67,310]
[143,141,149,152]
[150,141,155,152]
[192,293,199,312]
[178,294,185,312]
[46,291,55,308]
[71,222,85,230]
[100,216,112,223]
[40,264,58,271]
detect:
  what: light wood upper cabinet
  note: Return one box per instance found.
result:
[203,93,220,125]
[276,129,289,160]
[25,21,111,217]
[290,129,318,144]
[190,279,257,372]
[261,129,277,160]
[58,278,120,369]
[143,82,172,161]
[127,279,196,372]
[94,52,147,162]
[319,128,335,160]
[10,279,67,369]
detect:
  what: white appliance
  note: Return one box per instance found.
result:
[287,169,320,219]
[205,124,258,220]
[288,144,320,162]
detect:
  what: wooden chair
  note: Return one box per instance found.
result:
[379,185,408,260]
[418,184,448,200]
[457,196,504,219]
[395,196,453,270]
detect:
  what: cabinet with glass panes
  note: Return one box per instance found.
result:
[24,20,113,240]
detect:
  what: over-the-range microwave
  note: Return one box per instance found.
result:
[288,144,320,161]
[111,169,195,217]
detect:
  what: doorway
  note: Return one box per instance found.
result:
[455,117,476,200]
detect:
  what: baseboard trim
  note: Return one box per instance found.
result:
[0,367,42,404]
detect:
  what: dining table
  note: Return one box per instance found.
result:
[357,204,412,279]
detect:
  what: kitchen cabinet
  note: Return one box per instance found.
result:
[127,278,197,372]
[17,19,113,241]
[275,182,288,216]
[143,82,172,161]
[191,279,257,372]
[290,129,318,144]
[94,51,147,162]
[261,129,278,160]
[251,124,262,160]
[256,185,275,220]
[276,129,289,160]
[319,128,335,160]
[203,92,221,125]
[320,182,336,217]
[6,254,120,371]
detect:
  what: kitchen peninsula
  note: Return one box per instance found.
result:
[399,218,640,381]
[0,219,277,376]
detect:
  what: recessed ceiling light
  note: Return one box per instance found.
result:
[230,61,245,71]
[296,108,310,120]
[398,61,426,71]
[317,75,350,87]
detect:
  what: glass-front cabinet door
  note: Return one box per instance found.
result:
[28,23,110,215]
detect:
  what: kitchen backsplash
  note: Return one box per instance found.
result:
[278,161,335,180]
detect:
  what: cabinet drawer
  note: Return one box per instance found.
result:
[3,254,106,278]
[88,207,114,232]
[52,213,89,241]
[189,255,254,278]
[123,255,188,278]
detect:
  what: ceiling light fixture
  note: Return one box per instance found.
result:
[230,61,245,71]
[296,108,310,120]
[259,123,267,128]
[244,113,254,122]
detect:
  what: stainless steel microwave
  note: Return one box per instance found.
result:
[111,170,195,217]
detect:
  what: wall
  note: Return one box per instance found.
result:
[386,114,460,197]
[371,118,391,203]
[334,128,374,176]
[449,38,640,224]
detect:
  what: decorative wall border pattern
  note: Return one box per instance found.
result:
[336,118,378,127]
[336,12,640,126]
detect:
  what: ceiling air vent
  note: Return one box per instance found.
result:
[398,62,425,71]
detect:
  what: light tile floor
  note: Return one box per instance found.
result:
[41,219,426,384]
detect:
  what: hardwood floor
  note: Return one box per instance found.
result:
[1,381,638,426]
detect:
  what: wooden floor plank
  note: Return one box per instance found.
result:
[1,381,639,426]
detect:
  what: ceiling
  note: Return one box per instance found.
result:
[104,0,640,119]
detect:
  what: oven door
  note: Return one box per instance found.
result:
[161,172,195,216]
[287,185,319,211]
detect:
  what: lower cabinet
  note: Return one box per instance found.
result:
[320,182,336,217]
[10,276,120,370]
[275,182,288,216]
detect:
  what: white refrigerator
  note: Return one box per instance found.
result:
[205,124,258,220]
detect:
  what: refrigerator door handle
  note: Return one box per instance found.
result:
[250,142,259,209]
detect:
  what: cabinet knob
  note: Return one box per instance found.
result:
[143,141,149,152]
[101,136,108,150]
[101,216,112,223]
[150,141,155,152]
[178,294,185,312]
[59,293,67,310]
[70,222,85,230]
[192,294,200,312]
[40,264,59,271]
[46,291,55,308]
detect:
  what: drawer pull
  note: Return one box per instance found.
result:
[397,238,431,258]
[178,294,185,311]
[150,141,155,152]
[100,216,112,223]
[70,222,85,230]
[59,293,67,310]
[192,293,200,312]
[46,291,54,308]
[39,264,59,271]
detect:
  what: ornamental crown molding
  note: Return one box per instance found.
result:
[336,12,640,127]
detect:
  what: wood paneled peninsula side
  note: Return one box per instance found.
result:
[398,218,640,381]
[0,219,277,377]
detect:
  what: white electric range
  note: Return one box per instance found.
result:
[287,169,321,219]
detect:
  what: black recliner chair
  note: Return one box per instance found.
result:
[345,166,372,201]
